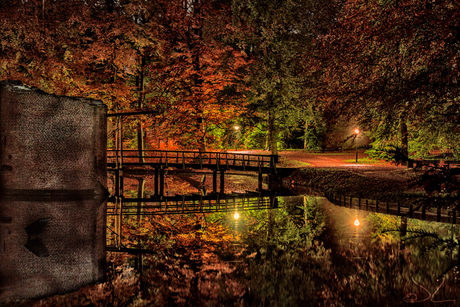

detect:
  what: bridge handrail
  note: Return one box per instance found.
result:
[107,149,275,157]
[107,149,279,169]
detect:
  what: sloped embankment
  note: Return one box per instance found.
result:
[286,168,425,204]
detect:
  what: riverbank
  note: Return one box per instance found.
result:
[277,151,426,204]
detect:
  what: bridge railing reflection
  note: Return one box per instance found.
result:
[106,192,280,250]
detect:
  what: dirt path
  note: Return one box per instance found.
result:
[277,150,411,182]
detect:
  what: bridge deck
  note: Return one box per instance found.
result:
[107,149,279,173]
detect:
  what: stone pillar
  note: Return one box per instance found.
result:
[0,82,107,302]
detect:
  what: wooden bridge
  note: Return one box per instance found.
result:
[107,149,280,196]
[105,148,286,251]
[107,149,278,172]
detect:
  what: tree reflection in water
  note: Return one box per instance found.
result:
[233,195,460,306]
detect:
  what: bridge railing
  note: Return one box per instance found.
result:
[407,158,460,169]
[326,191,459,224]
[107,149,278,170]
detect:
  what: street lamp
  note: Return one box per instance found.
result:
[354,215,360,227]
[234,212,240,220]
[354,128,360,163]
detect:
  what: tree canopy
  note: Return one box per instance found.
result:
[0,0,458,155]
[314,0,460,157]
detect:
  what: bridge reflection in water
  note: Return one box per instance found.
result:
[325,191,460,225]
[105,149,290,252]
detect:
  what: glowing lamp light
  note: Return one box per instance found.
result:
[354,217,360,227]
[354,128,360,135]
[233,212,240,220]
[235,126,240,131]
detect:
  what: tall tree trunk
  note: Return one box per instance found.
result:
[400,116,408,164]
[267,109,277,154]
[304,120,308,149]
[137,55,145,162]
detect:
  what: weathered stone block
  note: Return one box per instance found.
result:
[0,81,107,302]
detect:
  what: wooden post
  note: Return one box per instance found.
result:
[115,168,120,197]
[220,171,225,194]
[120,116,124,168]
[119,170,124,197]
[258,172,263,191]
[117,197,123,248]
[212,170,217,193]
[409,204,413,218]
[137,178,145,220]
[376,200,379,213]
[397,203,401,216]
[437,207,441,222]
[182,152,185,169]
[366,199,369,210]
[422,205,426,220]
[358,197,361,209]
[386,202,389,214]
[154,167,159,196]
[159,166,165,197]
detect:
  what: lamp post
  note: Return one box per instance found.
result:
[234,125,240,151]
[354,128,360,163]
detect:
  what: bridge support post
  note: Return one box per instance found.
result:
[160,166,165,197]
[120,170,124,197]
[154,167,159,196]
[115,169,120,196]
[212,170,217,193]
[137,178,145,220]
[220,171,225,194]
[258,172,263,191]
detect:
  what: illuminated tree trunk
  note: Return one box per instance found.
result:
[303,120,308,149]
